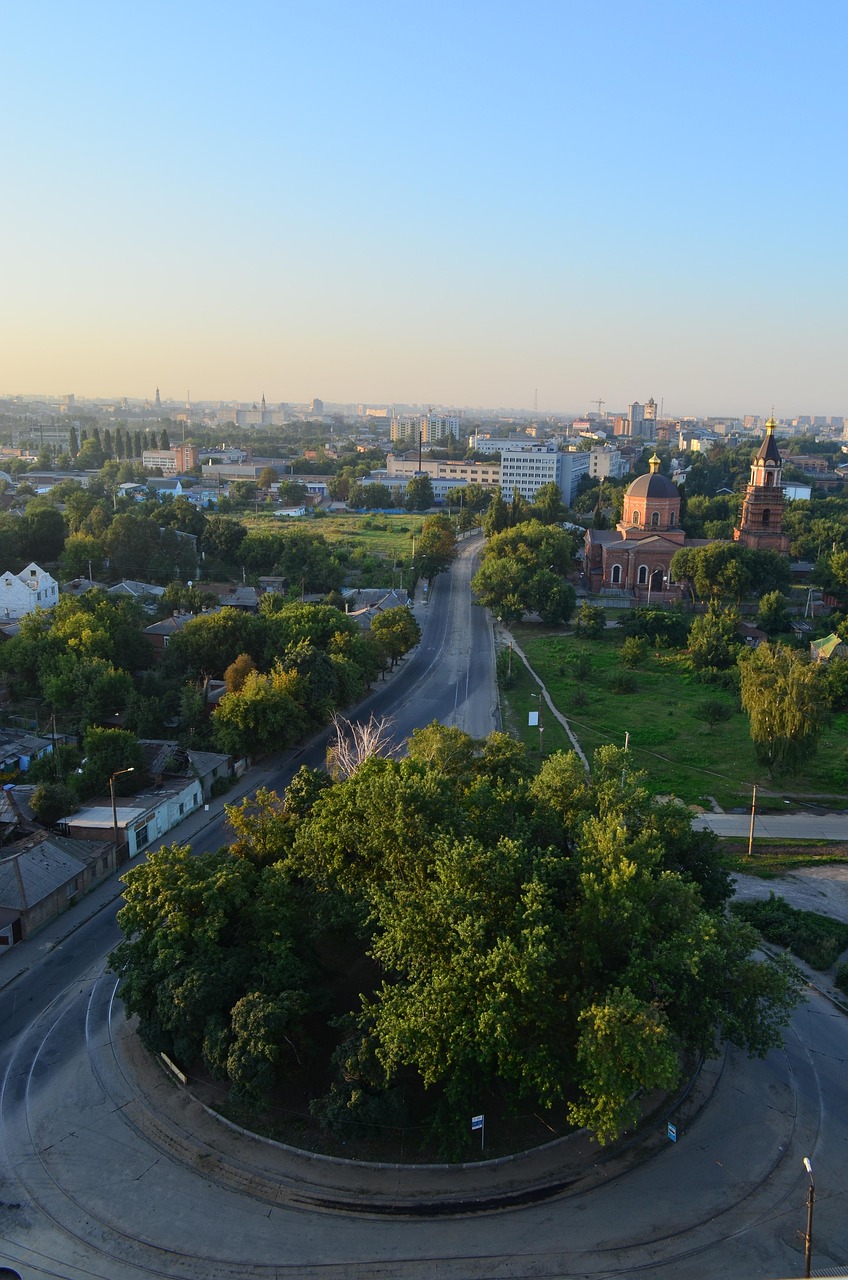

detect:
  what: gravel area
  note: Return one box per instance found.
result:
[732,865,848,925]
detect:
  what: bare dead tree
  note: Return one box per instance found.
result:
[326,713,396,780]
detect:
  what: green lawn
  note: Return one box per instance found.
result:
[501,624,848,809]
[245,512,428,588]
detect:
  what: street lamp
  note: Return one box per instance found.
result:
[110,767,135,859]
[529,692,544,756]
[802,1157,815,1278]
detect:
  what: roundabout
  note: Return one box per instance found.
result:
[1,959,844,1279]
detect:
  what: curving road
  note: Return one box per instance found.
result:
[1,544,848,1278]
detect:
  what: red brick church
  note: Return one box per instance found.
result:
[583,421,789,598]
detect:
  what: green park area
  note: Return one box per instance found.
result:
[244,511,428,588]
[499,623,848,811]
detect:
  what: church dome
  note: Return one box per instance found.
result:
[625,456,678,501]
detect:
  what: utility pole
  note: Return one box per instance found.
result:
[621,730,629,786]
[747,784,757,858]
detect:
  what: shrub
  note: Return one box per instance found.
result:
[731,894,848,970]
[572,651,592,681]
[608,670,637,695]
[694,698,733,729]
[836,962,848,998]
[620,637,647,668]
[574,604,606,639]
[31,782,79,827]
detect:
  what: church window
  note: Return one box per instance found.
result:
[650,511,660,528]
[611,564,622,585]
[765,472,773,487]
[637,565,648,585]
[669,510,675,526]
[632,509,641,526]
[761,509,770,526]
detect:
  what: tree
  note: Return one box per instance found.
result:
[212,662,308,757]
[224,653,257,693]
[757,590,790,636]
[112,728,800,1152]
[276,479,308,506]
[415,513,457,584]
[110,843,310,1078]
[471,520,576,624]
[530,482,569,525]
[30,782,78,826]
[404,474,434,512]
[461,483,491,514]
[326,714,396,780]
[370,605,421,667]
[258,466,279,492]
[59,533,107,581]
[739,642,828,776]
[482,487,510,536]
[72,726,148,800]
[19,503,66,563]
[349,481,394,509]
[574,604,606,639]
[687,606,740,672]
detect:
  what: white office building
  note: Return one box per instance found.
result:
[499,447,589,505]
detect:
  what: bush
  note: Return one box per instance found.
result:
[620,637,647,668]
[694,698,733,729]
[571,651,592,681]
[836,962,848,997]
[731,894,848,970]
[31,782,79,827]
[574,604,606,639]
[608,670,637,695]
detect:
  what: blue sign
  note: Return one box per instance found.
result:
[471,1115,484,1131]
[667,1122,677,1143]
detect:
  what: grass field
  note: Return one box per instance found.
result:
[500,623,848,809]
[245,512,428,587]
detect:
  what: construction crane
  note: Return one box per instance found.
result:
[592,399,605,418]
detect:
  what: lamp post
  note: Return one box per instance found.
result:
[802,1157,815,1278]
[110,767,135,859]
[530,692,544,755]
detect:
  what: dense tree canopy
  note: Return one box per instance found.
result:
[472,520,577,624]
[112,729,799,1154]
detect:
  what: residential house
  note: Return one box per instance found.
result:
[0,832,113,945]
[0,563,59,620]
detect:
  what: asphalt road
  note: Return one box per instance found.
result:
[2,547,847,1279]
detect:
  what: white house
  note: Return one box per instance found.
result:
[0,563,59,619]
[58,778,204,862]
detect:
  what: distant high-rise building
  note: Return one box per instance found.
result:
[391,412,461,446]
[155,387,161,410]
[310,398,324,417]
[623,397,657,439]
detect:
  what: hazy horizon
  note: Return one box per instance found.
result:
[4,2,846,417]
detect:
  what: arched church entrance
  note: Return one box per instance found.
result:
[650,567,664,593]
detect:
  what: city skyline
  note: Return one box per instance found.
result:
[4,1,846,415]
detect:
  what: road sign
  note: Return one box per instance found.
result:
[528,711,539,726]
[668,1122,677,1143]
[471,1115,484,1130]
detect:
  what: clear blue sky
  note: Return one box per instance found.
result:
[3,0,846,416]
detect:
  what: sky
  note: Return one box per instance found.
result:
[2,1,846,417]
